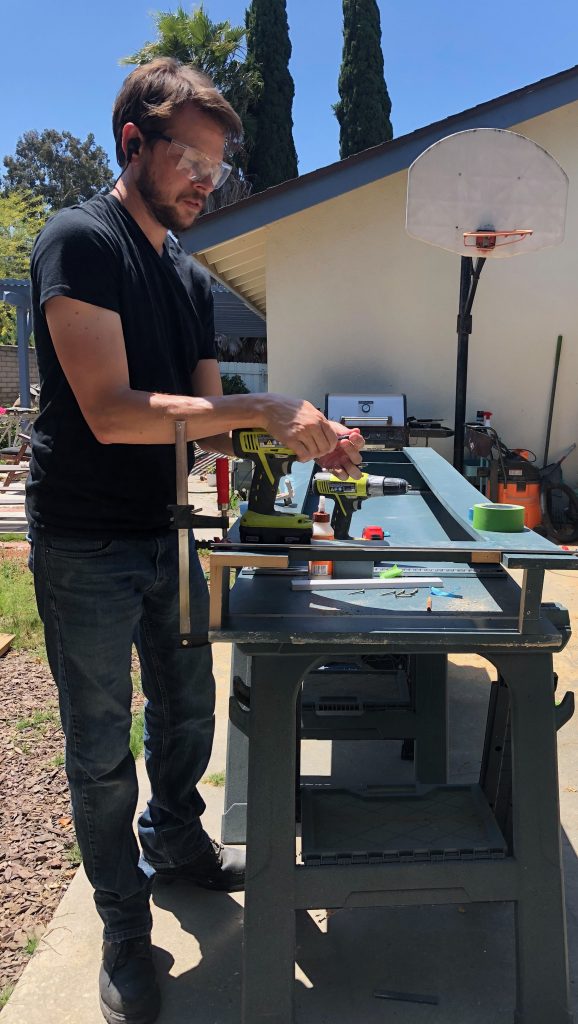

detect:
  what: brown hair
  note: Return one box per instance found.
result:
[112,58,243,167]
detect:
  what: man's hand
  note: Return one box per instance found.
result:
[318,426,365,480]
[259,396,365,476]
[261,394,342,461]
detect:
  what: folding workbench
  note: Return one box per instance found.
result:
[209,448,576,1024]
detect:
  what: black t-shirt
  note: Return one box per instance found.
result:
[27,194,216,536]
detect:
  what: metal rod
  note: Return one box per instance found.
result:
[543,334,563,468]
[175,420,191,638]
[292,576,444,591]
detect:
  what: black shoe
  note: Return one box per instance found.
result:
[99,936,161,1024]
[155,839,245,892]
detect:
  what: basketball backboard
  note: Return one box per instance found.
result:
[406,128,568,258]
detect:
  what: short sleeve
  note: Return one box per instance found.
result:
[196,271,217,361]
[31,209,121,315]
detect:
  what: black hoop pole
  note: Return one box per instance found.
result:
[453,255,486,474]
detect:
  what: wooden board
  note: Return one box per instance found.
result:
[211,553,290,570]
[0,633,15,656]
[209,552,289,630]
[471,550,501,564]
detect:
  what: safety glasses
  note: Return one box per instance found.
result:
[143,131,232,189]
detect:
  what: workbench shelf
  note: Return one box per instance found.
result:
[300,784,508,865]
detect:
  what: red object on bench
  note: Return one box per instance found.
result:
[362,525,385,541]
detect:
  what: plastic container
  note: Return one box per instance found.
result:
[308,497,334,577]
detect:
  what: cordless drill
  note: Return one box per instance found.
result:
[312,472,411,539]
[232,428,313,543]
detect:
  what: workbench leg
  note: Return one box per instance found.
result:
[490,653,573,1024]
[221,645,250,844]
[242,654,312,1024]
[413,654,448,784]
[480,674,513,850]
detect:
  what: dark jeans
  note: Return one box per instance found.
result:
[30,529,215,942]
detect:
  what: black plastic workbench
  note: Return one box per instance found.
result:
[209,449,576,1024]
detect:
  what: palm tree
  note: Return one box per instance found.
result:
[120,5,262,210]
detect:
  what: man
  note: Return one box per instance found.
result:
[27,58,363,1024]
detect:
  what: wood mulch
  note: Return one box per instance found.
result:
[0,543,145,1001]
[0,649,76,994]
[0,538,219,1001]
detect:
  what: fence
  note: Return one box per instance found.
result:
[220,361,268,393]
[0,348,267,404]
[0,346,39,406]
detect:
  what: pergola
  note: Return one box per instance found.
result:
[0,278,32,407]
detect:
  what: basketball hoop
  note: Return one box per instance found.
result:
[406,128,568,258]
[463,229,533,251]
[405,127,569,474]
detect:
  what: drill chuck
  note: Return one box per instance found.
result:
[366,474,410,496]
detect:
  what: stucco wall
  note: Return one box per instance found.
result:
[265,101,578,482]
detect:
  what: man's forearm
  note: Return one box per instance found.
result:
[85,382,363,475]
[195,432,235,457]
[93,389,265,445]
[44,296,362,470]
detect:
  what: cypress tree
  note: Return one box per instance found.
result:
[245,0,298,193]
[334,0,393,158]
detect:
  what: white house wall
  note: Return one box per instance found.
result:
[265,100,578,483]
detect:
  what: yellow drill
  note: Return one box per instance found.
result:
[312,472,410,539]
[232,428,313,543]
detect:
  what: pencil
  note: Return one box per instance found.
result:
[426,596,432,613]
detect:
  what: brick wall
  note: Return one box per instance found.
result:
[0,347,39,405]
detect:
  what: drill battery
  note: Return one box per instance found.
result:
[239,512,312,545]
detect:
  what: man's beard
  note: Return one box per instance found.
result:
[137,167,206,232]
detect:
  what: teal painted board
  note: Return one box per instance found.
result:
[403,448,559,552]
[295,448,570,556]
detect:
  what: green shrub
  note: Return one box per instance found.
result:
[221,373,249,395]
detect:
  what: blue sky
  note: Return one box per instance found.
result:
[1,1,578,179]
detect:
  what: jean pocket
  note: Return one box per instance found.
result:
[45,536,114,558]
